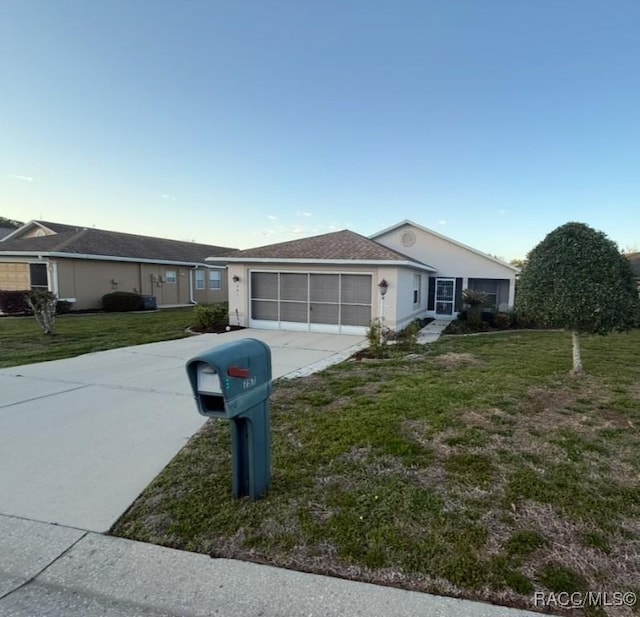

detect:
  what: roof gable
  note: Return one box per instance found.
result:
[371,219,520,272]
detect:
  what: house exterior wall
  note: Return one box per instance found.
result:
[58,260,202,310]
[374,223,517,310]
[392,269,428,329]
[192,267,228,305]
[57,259,145,310]
[0,256,230,311]
[227,262,427,332]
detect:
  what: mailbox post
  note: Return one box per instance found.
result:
[186,338,272,500]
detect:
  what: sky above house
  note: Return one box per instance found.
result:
[1,0,639,259]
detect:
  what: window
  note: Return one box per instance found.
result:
[468,278,503,309]
[195,270,205,290]
[166,271,177,284]
[209,270,222,290]
[413,274,421,305]
[29,263,48,290]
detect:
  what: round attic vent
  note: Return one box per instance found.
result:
[35,229,46,237]
[401,230,416,247]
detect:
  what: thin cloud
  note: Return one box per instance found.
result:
[11,174,33,182]
[438,220,447,226]
[296,210,312,217]
[161,193,176,200]
[267,215,277,220]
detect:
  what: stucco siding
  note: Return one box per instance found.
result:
[58,260,143,310]
[192,268,228,305]
[375,223,516,279]
[393,268,428,330]
[56,260,199,310]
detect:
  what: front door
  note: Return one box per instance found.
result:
[435,278,455,316]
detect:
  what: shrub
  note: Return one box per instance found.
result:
[493,312,512,330]
[482,310,496,327]
[0,290,31,314]
[193,303,229,330]
[56,300,73,315]
[366,318,392,358]
[463,289,489,324]
[396,319,421,352]
[102,291,144,312]
[444,319,490,335]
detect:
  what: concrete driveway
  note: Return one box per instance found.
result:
[0,329,365,532]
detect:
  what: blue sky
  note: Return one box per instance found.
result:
[1,0,639,259]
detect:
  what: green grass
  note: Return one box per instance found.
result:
[110,328,640,614]
[0,308,195,367]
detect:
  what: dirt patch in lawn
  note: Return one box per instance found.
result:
[434,352,483,370]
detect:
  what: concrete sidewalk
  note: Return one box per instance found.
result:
[0,515,542,617]
[416,319,450,344]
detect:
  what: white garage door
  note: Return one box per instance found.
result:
[250,272,372,334]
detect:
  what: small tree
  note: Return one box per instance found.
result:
[26,289,58,335]
[462,289,489,324]
[516,222,640,374]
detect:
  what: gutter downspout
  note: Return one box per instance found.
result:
[189,267,197,304]
[51,261,59,297]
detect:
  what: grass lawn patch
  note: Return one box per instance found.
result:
[111,330,640,615]
[0,308,196,368]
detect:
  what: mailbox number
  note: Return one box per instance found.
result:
[243,376,257,389]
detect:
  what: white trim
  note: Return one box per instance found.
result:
[249,269,373,334]
[248,318,367,336]
[0,251,229,268]
[2,220,57,242]
[435,277,456,317]
[370,219,520,273]
[207,257,436,272]
[52,261,59,297]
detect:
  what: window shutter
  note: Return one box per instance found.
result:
[427,276,436,310]
[455,278,463,311]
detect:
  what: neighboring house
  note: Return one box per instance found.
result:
[0,220,236,310]
[206,220,518,335]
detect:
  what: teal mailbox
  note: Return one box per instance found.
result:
[186,339,272,500]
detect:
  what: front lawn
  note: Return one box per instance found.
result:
[0,308,195,368]
[112,330,640,616]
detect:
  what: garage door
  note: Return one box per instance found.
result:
[250,272,372,334]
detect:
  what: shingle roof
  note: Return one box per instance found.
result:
[0,227,15,240]
[214,229,430,264]
[35,221,82,233]
[0,225,236,264]
[628,252,640,276]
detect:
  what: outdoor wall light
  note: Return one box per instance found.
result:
[232,275,241,283]
[378,279,389,296]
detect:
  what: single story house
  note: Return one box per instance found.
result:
[206,220,519,335]
[0,220,236,310]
